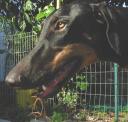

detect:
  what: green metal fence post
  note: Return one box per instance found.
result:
[114,63,119,122]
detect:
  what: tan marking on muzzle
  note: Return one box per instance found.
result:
[52,44,97,70]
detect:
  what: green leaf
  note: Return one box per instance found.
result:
[24,13,31,24]
[36,6,55,21]
[76,82,89,91]
[45,6,55,17]
[19,20,26,31]
[36,11,47,21]
[24,0,33,11]
[32,24,41,34]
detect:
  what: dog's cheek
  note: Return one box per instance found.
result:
[82,50,97,68]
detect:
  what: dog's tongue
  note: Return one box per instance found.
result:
[39,60,79,98]
[40,67,67,98]
[42,79,60,97]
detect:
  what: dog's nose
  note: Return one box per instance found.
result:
[5,73,21,86]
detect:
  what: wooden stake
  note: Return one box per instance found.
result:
[56,0,61,9]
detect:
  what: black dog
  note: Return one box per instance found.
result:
[5,0,128,97]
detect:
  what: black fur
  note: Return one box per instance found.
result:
[5,0,128,97]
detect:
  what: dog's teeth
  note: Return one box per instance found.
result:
[42,85,47,91]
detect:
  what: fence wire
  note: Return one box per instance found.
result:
[1,32,128,121]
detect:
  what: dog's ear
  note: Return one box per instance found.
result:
[109,32,121,55]
[90,2,107,24]
[94,10,105,24]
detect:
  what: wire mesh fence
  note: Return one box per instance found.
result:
[1,32,128,121]
[5,32,37,72]
[5,32,38,108]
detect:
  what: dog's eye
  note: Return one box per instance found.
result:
[55,21,66,31]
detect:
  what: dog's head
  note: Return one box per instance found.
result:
[5,1,104,98]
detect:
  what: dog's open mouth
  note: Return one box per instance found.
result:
[7,58,81,98]
[33,59,81,98]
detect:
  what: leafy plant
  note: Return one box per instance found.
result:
[122,105,128,112]
[51,111,67,122]
[36,5,55,21]
[21,0,56,33]
[97,112,107,120]
[0,0,57,34]
[23,0,33,12]
[76,75,89,91]
[57,89,78,109]
[75,109,87,121]
[1,0,128,33]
